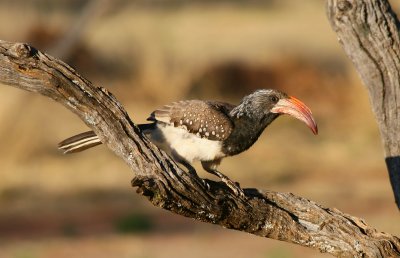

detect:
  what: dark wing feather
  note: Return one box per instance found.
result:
[148,100,234,141]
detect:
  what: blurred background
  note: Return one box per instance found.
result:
[0,0,399,257]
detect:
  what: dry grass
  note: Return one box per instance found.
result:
[0,1,398,258]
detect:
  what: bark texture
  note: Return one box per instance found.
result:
[327,0,400,208]
[0,40,399,257]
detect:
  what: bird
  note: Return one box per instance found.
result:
[58,89,318,196]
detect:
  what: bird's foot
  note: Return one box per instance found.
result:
[221,177,246,198]
[202,165,246,198]
[187,167,211,190]
[201,179,211,191]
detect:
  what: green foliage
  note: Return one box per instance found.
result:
[114,213,153,234]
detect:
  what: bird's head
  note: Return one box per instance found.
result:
[232,89,318,135]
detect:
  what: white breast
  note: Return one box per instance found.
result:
[148,123,224,163]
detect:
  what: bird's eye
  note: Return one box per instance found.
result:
[270,95,279,103]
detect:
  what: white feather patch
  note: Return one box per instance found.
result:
[149,123,224,163]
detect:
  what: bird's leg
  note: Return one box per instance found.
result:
[201,160,245,198]
[180,160,211,190]
[169,150,196,176]
[172,152,210,190]
[176,159,199,178]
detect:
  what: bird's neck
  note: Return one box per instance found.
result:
[222,112,279,156]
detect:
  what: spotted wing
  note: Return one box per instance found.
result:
[148,100,234,141]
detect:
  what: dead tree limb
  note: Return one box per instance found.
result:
[327,0,400,209]
[0,40,399,257]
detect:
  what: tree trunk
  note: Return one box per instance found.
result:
[327,0,400,208]
[0,39,399,257]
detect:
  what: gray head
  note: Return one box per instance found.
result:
[230,89,318,134]
[230,89,287,119]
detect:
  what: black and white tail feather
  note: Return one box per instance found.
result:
[58,131,101,154]
[58,124,154,154]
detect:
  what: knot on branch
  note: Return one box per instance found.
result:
[8,43,37,59]
[131,176,156,198]
[337,0,353,13]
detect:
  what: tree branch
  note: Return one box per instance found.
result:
[0,40,399,257]
[327,0,400,208]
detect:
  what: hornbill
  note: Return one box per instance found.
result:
[59,89,318,196]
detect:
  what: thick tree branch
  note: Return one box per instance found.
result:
[0,41,399,257]
[327,0,400,208]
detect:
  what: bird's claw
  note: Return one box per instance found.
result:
[201,179,211,191]
[222,178,246,198]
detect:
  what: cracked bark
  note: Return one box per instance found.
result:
[327,0,400,209]
[0,39,399,257]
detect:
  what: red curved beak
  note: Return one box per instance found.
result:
[271,96,318,135]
